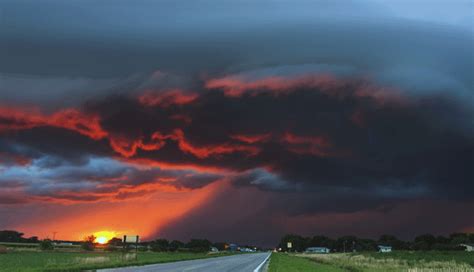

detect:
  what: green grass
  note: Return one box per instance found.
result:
[0,251,234,272]
[360,251,474,267]
[297,251,474,272]
[268,253,345,272]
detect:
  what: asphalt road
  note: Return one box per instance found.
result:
[99,252,271,272]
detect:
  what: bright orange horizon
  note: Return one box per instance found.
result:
[9,181,223,242]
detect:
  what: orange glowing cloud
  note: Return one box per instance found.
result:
[150,130,259,158]
[205,73,405,105]
[109,136,167,158]
[120,157,233,175]
[139,89,198,107]
[0,106,107,140]
[205,74,338,97]
[107,129,261,159]
[230,133,272,144]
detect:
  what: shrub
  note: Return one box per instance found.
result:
[138,246,149,252]
[187,239,212,252]
[105,244,119,252]
[81,241,95,251]
[150,239,169,252]
[81,235,96,251]
[169,240,185,251]
[39,239,54,251]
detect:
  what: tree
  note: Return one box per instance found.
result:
[436,235,450,244]
[378,234,408,250]
[108,237,123,246]
[336,236,358,252]
[105,237,122,251]
[169,240,185,251]
[413,234,436,250]
[449,233,470,245]
[187,239,212,252]
[26,236,39,243]
[309,236,334,248]
[278,234,309,252]
[150,239,169,252]
[0,230,25,242]
[39,239,54,251]
[357,238,377,251]
[81,235,96,251]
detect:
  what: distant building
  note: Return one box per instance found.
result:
[228,243,239,251]
[460,244,474,252]
[378,245,392,253]
[305,247,330,254]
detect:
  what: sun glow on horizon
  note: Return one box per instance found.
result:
[93,231,117,244]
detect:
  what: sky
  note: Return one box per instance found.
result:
[0,0,473,247]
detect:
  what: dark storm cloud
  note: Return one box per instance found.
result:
[0,0,472,243]
[158,183,474,247]
[1,71,473,206]
[78,77,474,201]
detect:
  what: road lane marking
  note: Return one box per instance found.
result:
[253,253,271,272]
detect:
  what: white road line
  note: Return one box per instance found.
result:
[253,253,271,272]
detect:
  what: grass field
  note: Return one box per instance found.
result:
[268,253,344,272]
[360,251,474,267]
[0,251,232,272]
[296,251,474,272]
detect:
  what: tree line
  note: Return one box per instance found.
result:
[0,230,253,253]
[278,233,474,252]
[81,235,233,252]
[0,230,39,243]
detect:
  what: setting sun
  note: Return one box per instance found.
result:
[96,236,108,244]
[93,231,117,244]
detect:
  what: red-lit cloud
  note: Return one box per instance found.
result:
[0,106,107,140]
[230,133,272,144]
[280,132,334,156]
[139,89,198,107]
[205,73,405,105]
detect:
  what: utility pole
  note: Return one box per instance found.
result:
[52,231,57,242]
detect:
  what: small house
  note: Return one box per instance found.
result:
[378,245,392,253]
[305,247,330,254]
[460,244,474,252]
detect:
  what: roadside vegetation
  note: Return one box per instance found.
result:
[0,251,238,272]
[269,253,344,272]
[272,232,474,271]
[296,251,474,272]
[278,233,473,252]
